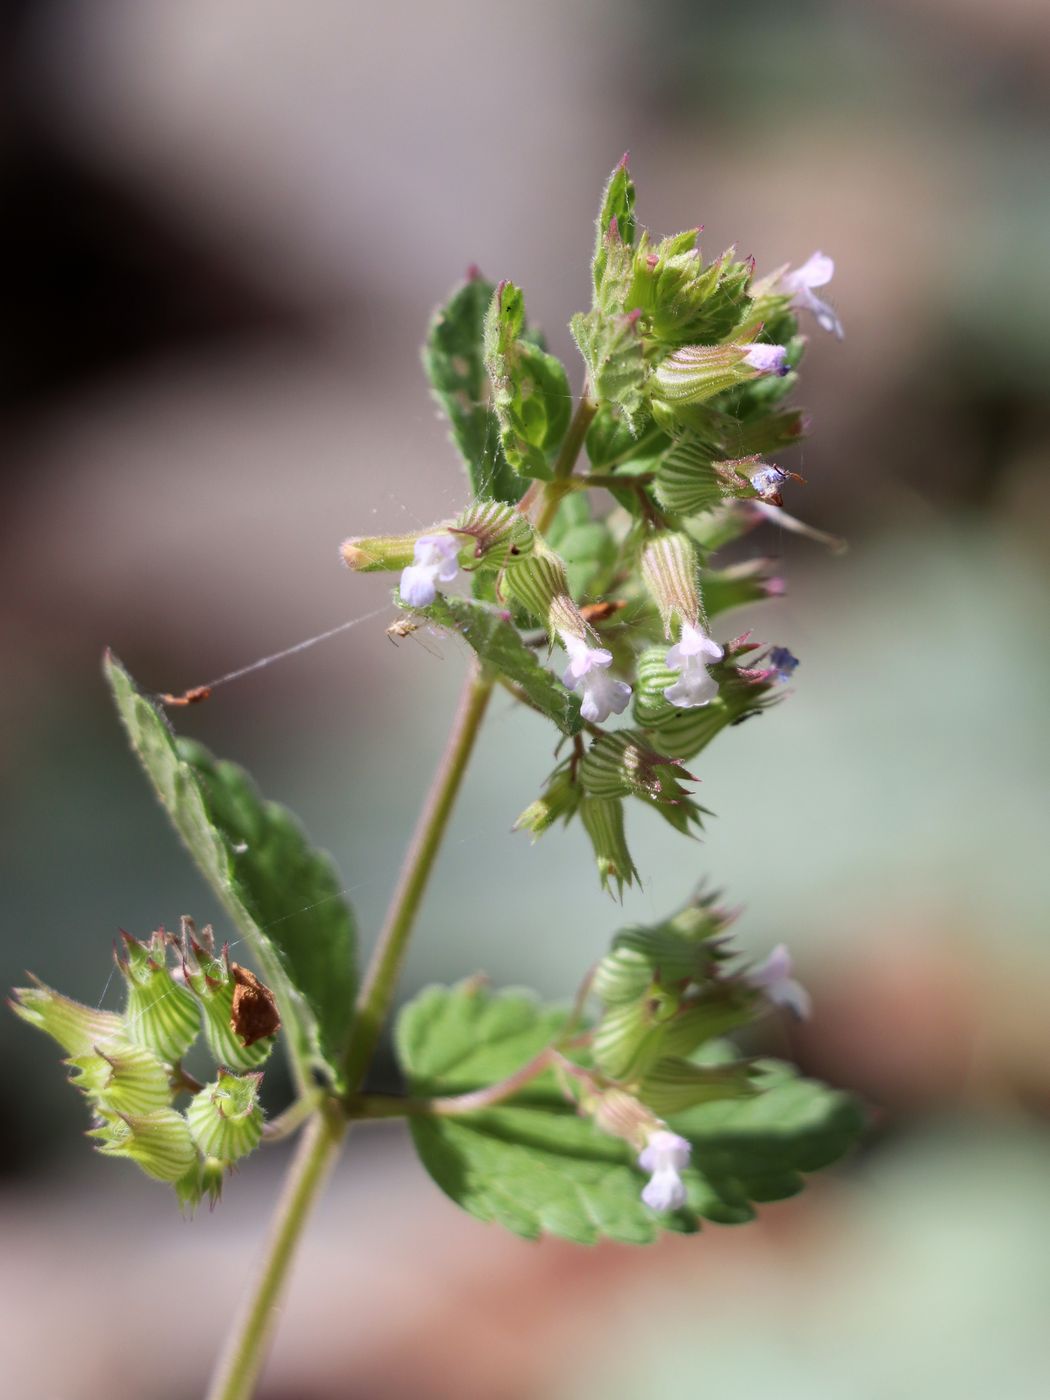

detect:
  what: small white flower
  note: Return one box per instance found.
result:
[746,943,812,1020]
[399,534,460,607]
[663,621,724,709]
[743,343,788,375]
[561,634,632,724]
[638,1129,691,1212]
[780,251,844,339]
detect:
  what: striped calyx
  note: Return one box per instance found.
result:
[11,977,123,1057]
[180,920,275,1071]
[579,730,693,808]
[652,343,771,408]
[452,499,534,572]
[67,1042,172,1117]
[640,532,702,636]
[502,540,590,641]
[589,895,752,1084]
[588,1088,664,1154]
[118,931,200,1064]
[638,1058,756,1115]
[186,1070,264,1164]
[591,993,681,1081]
[579,797,638,899]
[89,1107,198,1183]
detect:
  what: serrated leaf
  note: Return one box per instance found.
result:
[667,1045,866,1218]
[397,982,864,1242]
[415,594,583,736]
[484,282,571,480]
[571,308,649,427]
[422,275,524,505]
[105,653,356,1089]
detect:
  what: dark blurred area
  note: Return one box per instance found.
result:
[3,2,1049,1397]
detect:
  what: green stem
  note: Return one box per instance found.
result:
[341,658,494,1089]
[205,1108,346,1400]
[535,393,597,534]
[210,386,598,1399]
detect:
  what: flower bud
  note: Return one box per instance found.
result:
[117,931,200,1064]
[339,525,452,573]
[90,1107,198,1183]
[186,1070,264,1164]
[579,797,638,899]
[513,764,580,839]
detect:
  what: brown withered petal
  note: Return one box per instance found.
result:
[229,964,281,1047]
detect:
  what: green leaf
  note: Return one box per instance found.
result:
[397,982,864,1242]
[592,155,636,294]
[667,1044,866,1219]
[422,274,524,505]
[397,982,677,1244]
[105,653,357,1089]
[571,307,648,428]
[414,594,583,736]
[484,282,572,480]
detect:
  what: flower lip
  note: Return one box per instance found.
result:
[559,633,631,723]
[743,344,789,376]
[781,251,844,339]
[638,1129,691,1212]
[745,943,812,1020]
[399,533,460,607]
[663,622,724,710]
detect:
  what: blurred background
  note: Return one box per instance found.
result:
[3,1,1049,1395]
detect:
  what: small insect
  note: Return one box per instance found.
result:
[386,617,421,643]
[229,963,281,1047]
[386,616,446,658]
[158,685,212,707]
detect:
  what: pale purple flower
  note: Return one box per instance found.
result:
[780,252,844,339]
[664,622,724,709]
[743,343,789,376]
[638,1129,691,1212]
[399,534,460,607]
[561,634,632,724]
[769,646,799,682]
[746,943,812,1020]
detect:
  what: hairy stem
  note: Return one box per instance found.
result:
[205,1108,345,1400]
[341,658,494,1089]
[347,1040,593,1120]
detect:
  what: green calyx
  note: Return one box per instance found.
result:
[117,930,200,1064]
[186,1070,264,1164]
